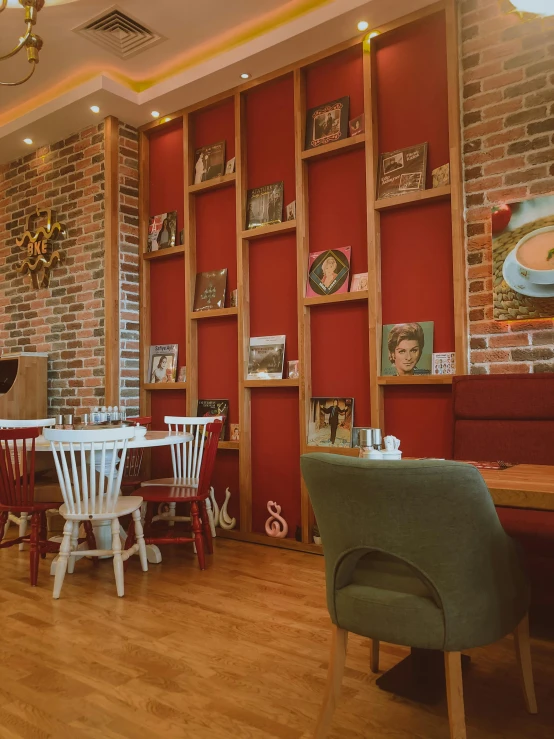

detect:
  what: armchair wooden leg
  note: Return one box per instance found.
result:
[53,520,73,599]
[369,638,380,674]
[29,512,41,586]
[444,651,466,739]
[314,625,348,739]
[112,518,124,597]
[514,613,538,714]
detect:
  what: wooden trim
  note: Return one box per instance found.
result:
[304,290,368,307]
[143,382,188,391]
[138,132,151,420]
[218,441,239,451]
[188,173,236,194]
[445,651,467,739]
[377,375,454,385]
[240,220,296,241]
[183,113,197,417]
[243,378,300,388]
[218,528,323,554]
[104,115,120,407]
[143,244,186,261]
[301,134,365,161]
[139,113,184,135]
[374,185,451,211]
[190,307,238,320]
[371,0,446,39]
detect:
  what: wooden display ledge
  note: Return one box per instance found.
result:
[374,185,451,211]
[190,307,238,320]
[377,375,454,385]
[218,528,323,554]
[143,244,185,261]
[243,378,300,388]
[218,441,239,451]
[188,173,236,194]
[301,134,366,161]
[304,290,368,307]
[241,220,296,241]
[142,382,188,391]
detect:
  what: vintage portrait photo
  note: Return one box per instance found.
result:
[377,143,428,200]
[147,211,177,252]
[147,344,178,383]
[381,322,433,376]
[350,272,368,292]
[399,172,423,191]
[194,141,226,184]
[349,114,365,137]
[246,182,283,229]
[247,335,286,380]
[308,398,354,448]
[230,424,240,441]
[225,157,236,175]
[305,96,349,149]
[286,201,296,221]
[383,152,404,174]
[288,359,299,379]
[313,108,341,143]
[306,247,351,297]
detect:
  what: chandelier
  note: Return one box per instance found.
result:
[0,0,44,87]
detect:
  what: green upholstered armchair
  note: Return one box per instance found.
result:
[300,454,537,739]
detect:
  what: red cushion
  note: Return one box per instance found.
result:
[453,373,554,420]
[453,419,554,465]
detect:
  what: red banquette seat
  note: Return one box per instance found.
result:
[452,373,554,619]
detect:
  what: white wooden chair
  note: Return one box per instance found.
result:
[141,416,218,536]
[0,418,55,548]
[44,426,147,599]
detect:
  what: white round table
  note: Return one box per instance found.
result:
[35,430,191,571]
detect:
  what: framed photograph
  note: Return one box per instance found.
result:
[247,335,286,380]
[193,141,226,184]
[377,143,428,200]
[288,359,299,379]
[350,272,368,292]
[197,399,228,440]
[381,322,433,377]
[147,344,178,383]
[432,352,456,375]
[286,201,296,221]
[230,288,238,308]
[177,366,186,383]
[306,247,351,297]
[193,268,227,312]
[492,195,554,321]
[225,157,236,175]
[246,182,284,229]
[308,398,354,448]
[147,211,177,252]
[305,96,349,149]
[230,423,240,442]
[349,114,365,137]
[432,163,450,188]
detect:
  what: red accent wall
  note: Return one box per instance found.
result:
[305,45,364,119]
[193,98,235,158]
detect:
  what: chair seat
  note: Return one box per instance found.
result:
[140,486,204,502]
[59,496,143,520]
[141,477,198,488]
[335,552,445,651]
[0,502,61,513]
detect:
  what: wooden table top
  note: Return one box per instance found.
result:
[480,464,554,512]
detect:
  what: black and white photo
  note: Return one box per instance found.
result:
[305,96,349,149]
[247,335,286,380]
[194,141,226,184]
[246,182,283,230]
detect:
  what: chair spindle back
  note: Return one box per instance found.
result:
[164,416,219,484]
[0,427,38,507]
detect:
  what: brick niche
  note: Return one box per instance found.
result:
[460,0,554,373]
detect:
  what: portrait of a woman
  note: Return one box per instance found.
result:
[386,322,431,376]
[151,355,171,383]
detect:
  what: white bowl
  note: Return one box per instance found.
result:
[132,426,147,438]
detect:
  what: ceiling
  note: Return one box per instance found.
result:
[0,0,434,164]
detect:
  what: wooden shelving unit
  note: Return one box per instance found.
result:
[143,382,188,391]
[138,0,465,552]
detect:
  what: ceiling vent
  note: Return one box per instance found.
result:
[74,7,165,59]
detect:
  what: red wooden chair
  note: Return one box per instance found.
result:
[120,416,152,495]
[124,420,221,570]
[0,427,96,586]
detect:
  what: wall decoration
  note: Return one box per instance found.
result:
[349,114,365,137]
[147,344,178,383]
[432,163,450,188]
[492,195,554,320]
[177,366,186,382]
[230,288,238,307]
[225,156,236,175]
[219,488,236,530]
[432,352,455,375]
[288,359,299,379]
[197,399,229,439]
[148,211,177,252]
[247,335,286,380]
[305,96,350,149]
[308,398,354,448]
[246,181,283,229]
[306,247,351,297]
[286,200,296,221]
[208,486,219,537]
[16,206,65,289]
[377,143,428,200]
[265,501,288,538]
[194,141,226,183]
[193,268,227,312]
[230,423,239,441]
[350,272,368,292]
[381,322,433,376]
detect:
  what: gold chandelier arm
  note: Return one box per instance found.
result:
[0,21,33,60]
[0,0,7,13]
[0,58,36,86]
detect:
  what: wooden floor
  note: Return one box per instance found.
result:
[1,537,554,739]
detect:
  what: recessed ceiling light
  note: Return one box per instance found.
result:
[369,31,380,38]
[163,117,171,123]
[151,111,160,118]
[23,138,33,145]
[357,21,369,31]
[90,105,100,114]
[240,73,250,79]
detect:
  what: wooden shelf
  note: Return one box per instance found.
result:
[241,220,296,241]
[143,244,185,261]
[188,173,236,194]
[374,185,451,211]
[243,378,300,388]
[218,441,239,451]
[305,446,360,457]
[301,134,365,161]
[377,375,454,386]
[142,382,188,391]
[304,290,368,307]
[190,307,238,320]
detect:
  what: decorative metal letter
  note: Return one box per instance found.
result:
[16,205,65,289]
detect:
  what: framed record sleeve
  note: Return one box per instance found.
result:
[306,247,351,297]
[305,96,349,150]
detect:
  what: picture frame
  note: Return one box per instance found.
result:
[306,247,351,297]
[432,352,456,375]
[349,114,365,137]
[193,141,226,184]
[193,268,227,312]
[177,366,186,382]
[305,96,350,149]
[230,288,238,307]
[247,335,286,380]
[381,322,433,377]
[286,201,296,221]
[308,398,354,448]
[230,423,240,442]
[147,211,177,252]
[432,163,450,188]
[246,182,284,230]
[225,157,236,175]
[288,359,299,379]
[377,143,428,200]
[350,272,368,292]
[147,344,178,383]
[197,399,229,440]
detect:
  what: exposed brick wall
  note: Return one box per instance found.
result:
[460,0,554,374]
